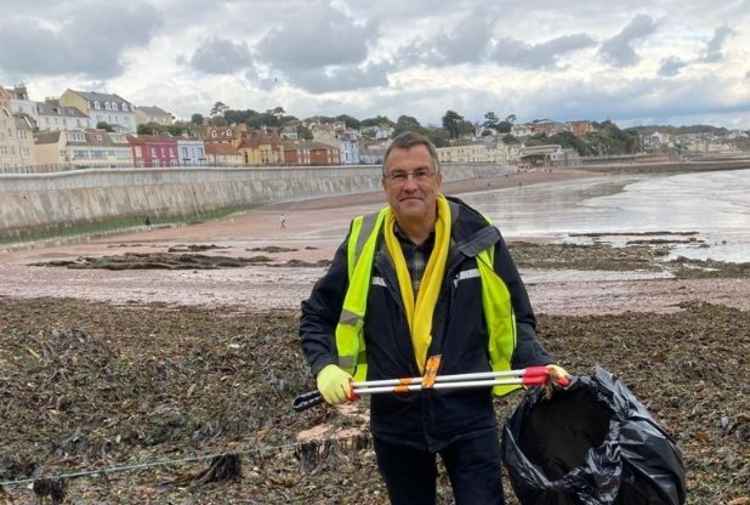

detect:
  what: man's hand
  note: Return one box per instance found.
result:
[316,365,354,405]
[546,364,571,386]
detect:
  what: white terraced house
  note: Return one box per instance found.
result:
[60,89,137,134]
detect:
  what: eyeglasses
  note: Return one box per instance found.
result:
[384,168,435,184]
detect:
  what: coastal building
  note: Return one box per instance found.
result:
[566,120,595,137]
[361,125,394,140]
[238,129,284,165]
[312,126,360,164]
[60,89,136,133]
[197,125,236,145]
[205,142,243,165]
[437,143,491,163]
[510,124,534,137]
[135,106,174,126]
[127,135,178,167]
[518,144,579,166]
[35,100,90,131]
[33,129,132,169]
[1,84,38,122]
[282,141,340,165]
[641,131,672,150]
[359,140,389,164]
[176,137,206,166]
[0,108,34,172]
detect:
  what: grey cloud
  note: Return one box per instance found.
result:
[400,11,497,66]
[522,75,750,124]
[286,62,391,94]
[492,33,597,69]
[257,4,375,71]
[658,56,688,77]
[0,3,163,79]
[703,25,734,62]
[599,14,658,67]
[189,38,255,74]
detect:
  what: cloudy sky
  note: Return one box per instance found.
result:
[1,0,749,128]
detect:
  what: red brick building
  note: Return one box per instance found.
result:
[127,135,178,167]
[283,141,340,165]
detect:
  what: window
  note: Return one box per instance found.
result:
[122,103,128,112]
[151,147,157,158]
[182,147,189,159]
[94,101,100,110]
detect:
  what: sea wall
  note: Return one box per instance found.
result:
[0,163,509,240]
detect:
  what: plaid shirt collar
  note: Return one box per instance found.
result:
[393,222,435,296]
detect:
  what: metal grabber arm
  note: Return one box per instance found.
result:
[293,366,570,412]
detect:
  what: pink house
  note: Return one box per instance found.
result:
[127,135,178,167]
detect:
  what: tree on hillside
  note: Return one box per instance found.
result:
[424,127,450,148]
[336,114,361,130]
[504,114,517,124]
[393,115,423,137]
[483,112,499,129]
[442,110,464,139]
[210,101,229,117]
[297,124,314,140]
[97,121,115,132]
[502,134,519,144]
[361,115,395,128]
[495,120,513,133]
[190,113,204,125]
[137,122,161,135]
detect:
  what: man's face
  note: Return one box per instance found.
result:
[382,144,443,222]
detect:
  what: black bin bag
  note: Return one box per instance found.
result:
[501,366,686,505]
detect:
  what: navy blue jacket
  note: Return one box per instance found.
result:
[300,196,552,451]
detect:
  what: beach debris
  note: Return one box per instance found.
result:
[32,478,65,505]
[167,244,229,253]
[246,246,299,253]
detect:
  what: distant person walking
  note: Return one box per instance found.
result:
[280,214,287,229]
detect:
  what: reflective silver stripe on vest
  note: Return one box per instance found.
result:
[339,308,362,326]
[372,276,386,287]
[338,350,367,369]
[354,211,380,265]
[339,356,355,369]
[453,268,480,287]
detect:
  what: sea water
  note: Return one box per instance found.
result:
[462,168,750,263]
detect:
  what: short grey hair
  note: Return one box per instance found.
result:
[382,131,441,176]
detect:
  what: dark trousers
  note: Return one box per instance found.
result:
[373,430,504,505]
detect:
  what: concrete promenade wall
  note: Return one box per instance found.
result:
[0,163,509,239]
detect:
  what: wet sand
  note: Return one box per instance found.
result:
[2,167,750,315]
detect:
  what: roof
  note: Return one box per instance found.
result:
[37,100,89,118]
[205,142,239,155]
[136,105,172,118]
[283,141,338,151]
[68,89,132,105]
[126,134,177,145]
[34,131,62,145]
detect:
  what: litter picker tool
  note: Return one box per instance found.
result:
[293,365,569,412]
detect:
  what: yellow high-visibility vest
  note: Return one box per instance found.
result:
[335,204,519,396]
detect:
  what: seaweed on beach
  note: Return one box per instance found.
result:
[0,297,748,504]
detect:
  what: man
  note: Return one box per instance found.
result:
[300,131,568,505]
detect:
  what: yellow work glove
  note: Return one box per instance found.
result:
[546,364,571,387]
[316,365,353,405]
